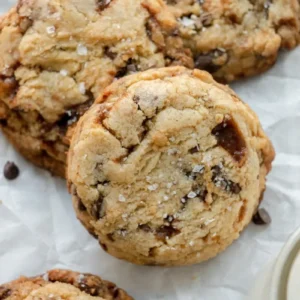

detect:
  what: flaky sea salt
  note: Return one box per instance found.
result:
[163,213,168,219]
[42,272,49,281]
[60,69,68,76]
[166,182,173,189]
[189,241,195,246]
[192,165,204,173]
[77,274,85,283]
[169,137,175,142]
[181,198,186,204]
[46,26,55,35]
[187,191,197,199]
[168,148,178,155]
[163,195,169,201]
[204,218,215,226]
[77,43,88,56]
[148,184,158,191]
[79,82,86,94]
[118,194,126,202]
[180,16,195,27]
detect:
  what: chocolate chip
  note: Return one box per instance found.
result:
[96,0,112,12]
[211,166,241,194]
[77,198,87,211]
[252,208,271,225]
[91,195,105,219]
[3,161,19,180]
[189,145,200,154]
[107,233,115,241]
[99,241,108,251]
[104,46,117,60]
[0,288,12,300]
[138,224,152,232]
[155,225,180,242]
[212,118,246,163]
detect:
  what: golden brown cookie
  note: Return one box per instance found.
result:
[0,0,193,177]
[67,66,275,266]
[0,269,133,300]
[165,0,300,82]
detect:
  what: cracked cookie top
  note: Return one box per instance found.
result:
[165,0,300,81]
[67,67,275,266]
[0,269,133,300]
[0,0,193,133]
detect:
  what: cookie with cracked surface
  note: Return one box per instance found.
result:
[165,0,300,82]
[0,0,193,177]
[0,269,133,300]
[67,66,275,266]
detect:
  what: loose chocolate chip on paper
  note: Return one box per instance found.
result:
[252,208,271,225]
[3,161,19,180]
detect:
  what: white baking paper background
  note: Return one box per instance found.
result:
[1,1,300,299]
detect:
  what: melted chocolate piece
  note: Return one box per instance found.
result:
[96,0,112,12]
[155,225,180,242]
[211,166,241,194]
[91,195,105,219]
[138,224,152,232]
[212,118,246,163]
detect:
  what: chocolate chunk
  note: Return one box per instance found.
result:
[194,54,221,73]
[155,225,180,242]
[189,145,200,154]
[0,288,12,300]
[107,233,115,241]
[104,47,117,60]
[99,241,108,251]
[96,0,112,12]
[212,118,246,163]
[77,198,87,211]
[252,208,271,225]
[138,224,152,232]
[91,195,105,219]
[57,99,93,129]
[211,165,241,194]
[3,161,19,180]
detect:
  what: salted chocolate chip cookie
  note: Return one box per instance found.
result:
[0,269,133,300]
[67,67,275,266]
[165,0,300,82]
[0,0,193,177]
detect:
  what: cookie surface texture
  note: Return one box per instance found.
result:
[0,269,133,300]
[68,67,275,266]
[165,0,300,82]
[0,0,192,176]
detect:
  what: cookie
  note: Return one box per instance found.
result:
[0,0,193,177]
[67,66,275,266]
[0,269,133,300]
[165,0,300,82]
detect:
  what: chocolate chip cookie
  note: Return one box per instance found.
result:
[165,0,300,82]
[0,0,193,177]
[67,66,275,266]
[0,269,133,300]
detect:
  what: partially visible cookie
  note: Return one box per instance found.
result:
[166,0,300,82]
[0,269,133,300]
[0,0,193,177]
[67,66,275,266]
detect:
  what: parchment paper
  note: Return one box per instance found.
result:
[1,1,300,299]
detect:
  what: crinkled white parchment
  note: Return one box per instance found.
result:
[1,1,300,299]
